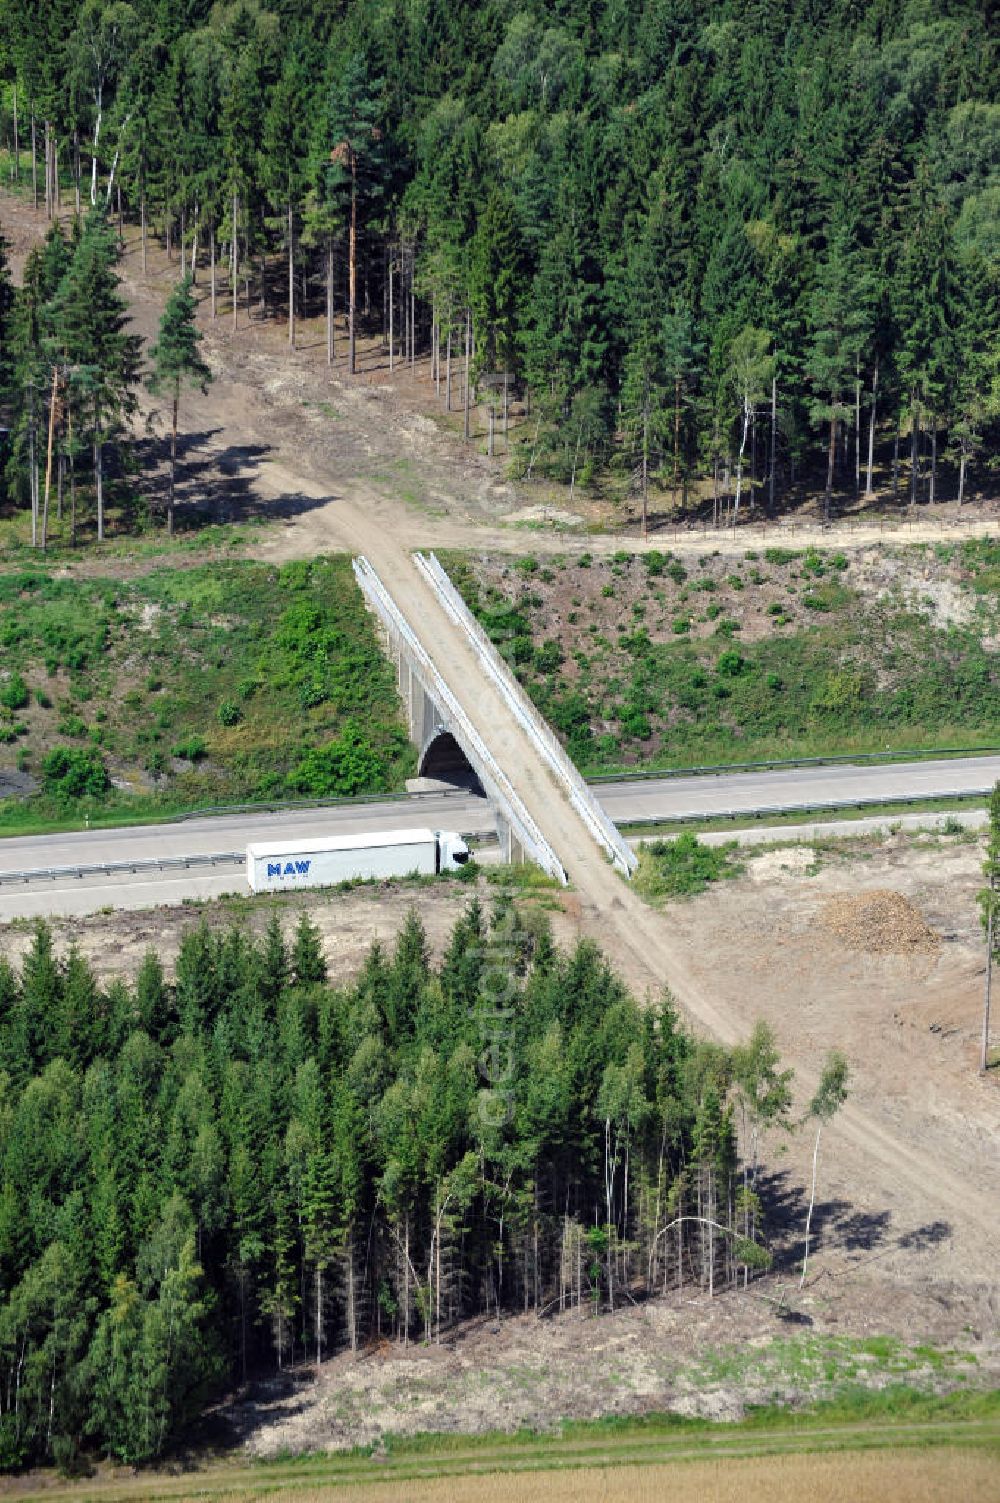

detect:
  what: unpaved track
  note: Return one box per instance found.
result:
[3,195,997,1283]
[234,447,999,1273]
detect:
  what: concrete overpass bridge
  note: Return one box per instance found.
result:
[352,554,637,883]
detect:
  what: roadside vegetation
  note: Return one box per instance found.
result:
[444,540,1000,773]
[0,555,413,831]
[633,834,743,901]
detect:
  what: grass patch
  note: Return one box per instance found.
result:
[633,832,742,899]
[11,1386,996,1499]
[0,491,268,559]
[0,555,414,831]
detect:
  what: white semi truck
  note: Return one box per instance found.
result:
[246,827,471,893]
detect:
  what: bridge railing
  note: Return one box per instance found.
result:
[414,552,638,878]
[353,556,568,885]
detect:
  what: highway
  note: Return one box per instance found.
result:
[0,753,997,922]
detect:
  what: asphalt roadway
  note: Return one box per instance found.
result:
[0,754,998,922]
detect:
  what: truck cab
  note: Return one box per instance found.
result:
[437,831,471,870]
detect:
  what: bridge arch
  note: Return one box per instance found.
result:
[418,728,483,791]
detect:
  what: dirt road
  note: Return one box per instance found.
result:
[173,367,1000,1287]
[3,194,998,1291]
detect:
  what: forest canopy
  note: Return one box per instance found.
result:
[0,0,997,532]
[0,901,788,1467]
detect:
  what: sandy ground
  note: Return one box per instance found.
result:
[0,876,573,985]
[1,197,998,1458]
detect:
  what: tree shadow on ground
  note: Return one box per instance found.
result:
[756,1167,952,1274]
[133,428,333,531]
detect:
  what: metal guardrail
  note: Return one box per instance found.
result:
[588,747,1000,785]
[353,557,568,885]
[0,851,244,886]
[415,551,637,878]
[621,789,991,833]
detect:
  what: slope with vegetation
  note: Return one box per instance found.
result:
[0,555,412,829]
[0,0,996,542]
[0,901,792,1467]
[443,539,1000,771]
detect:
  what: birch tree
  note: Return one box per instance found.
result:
[799,1052,849,1287]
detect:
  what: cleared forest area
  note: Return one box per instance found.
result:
[443,540,1000,772]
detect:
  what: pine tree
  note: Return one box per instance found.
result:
[147,276,211,534]
[54,212,141,542]
[318,52,386,376]
[291,913,327,987]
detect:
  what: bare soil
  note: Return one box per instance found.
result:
[0,877,575,985]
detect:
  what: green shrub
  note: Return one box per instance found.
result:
[621,710,652,739]
[672,616,691,634]
[812,669,867,715]
[0,673,29,711]
[171,735,207,762]
[33,688,51,708]
[297,679,327,710]
[534,640,564,673]
[577,552,592,568]
[515,556,539,574]
[217,699,242,727]
[667,562,687,584]
[645,551,666,577]
[41,746,110,800]
[763,547,800,565]
[286,721,387,797]
[635,834,741,899]
[717,649,747,677]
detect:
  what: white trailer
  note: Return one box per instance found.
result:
[246,827,470,893]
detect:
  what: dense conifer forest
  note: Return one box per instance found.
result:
[0,0,997,529]
[0,899,789,1466]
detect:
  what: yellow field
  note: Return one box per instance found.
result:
[6,1447,997,1503]
[208,1451,997,1503]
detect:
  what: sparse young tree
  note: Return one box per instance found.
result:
[727,326,774,530]
[147,276,211,534]
[799,1051,849,1287]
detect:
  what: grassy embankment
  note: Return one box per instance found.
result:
[0,556,413,834]
[444,538,1000,775]
[11,1389,1000,1501]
